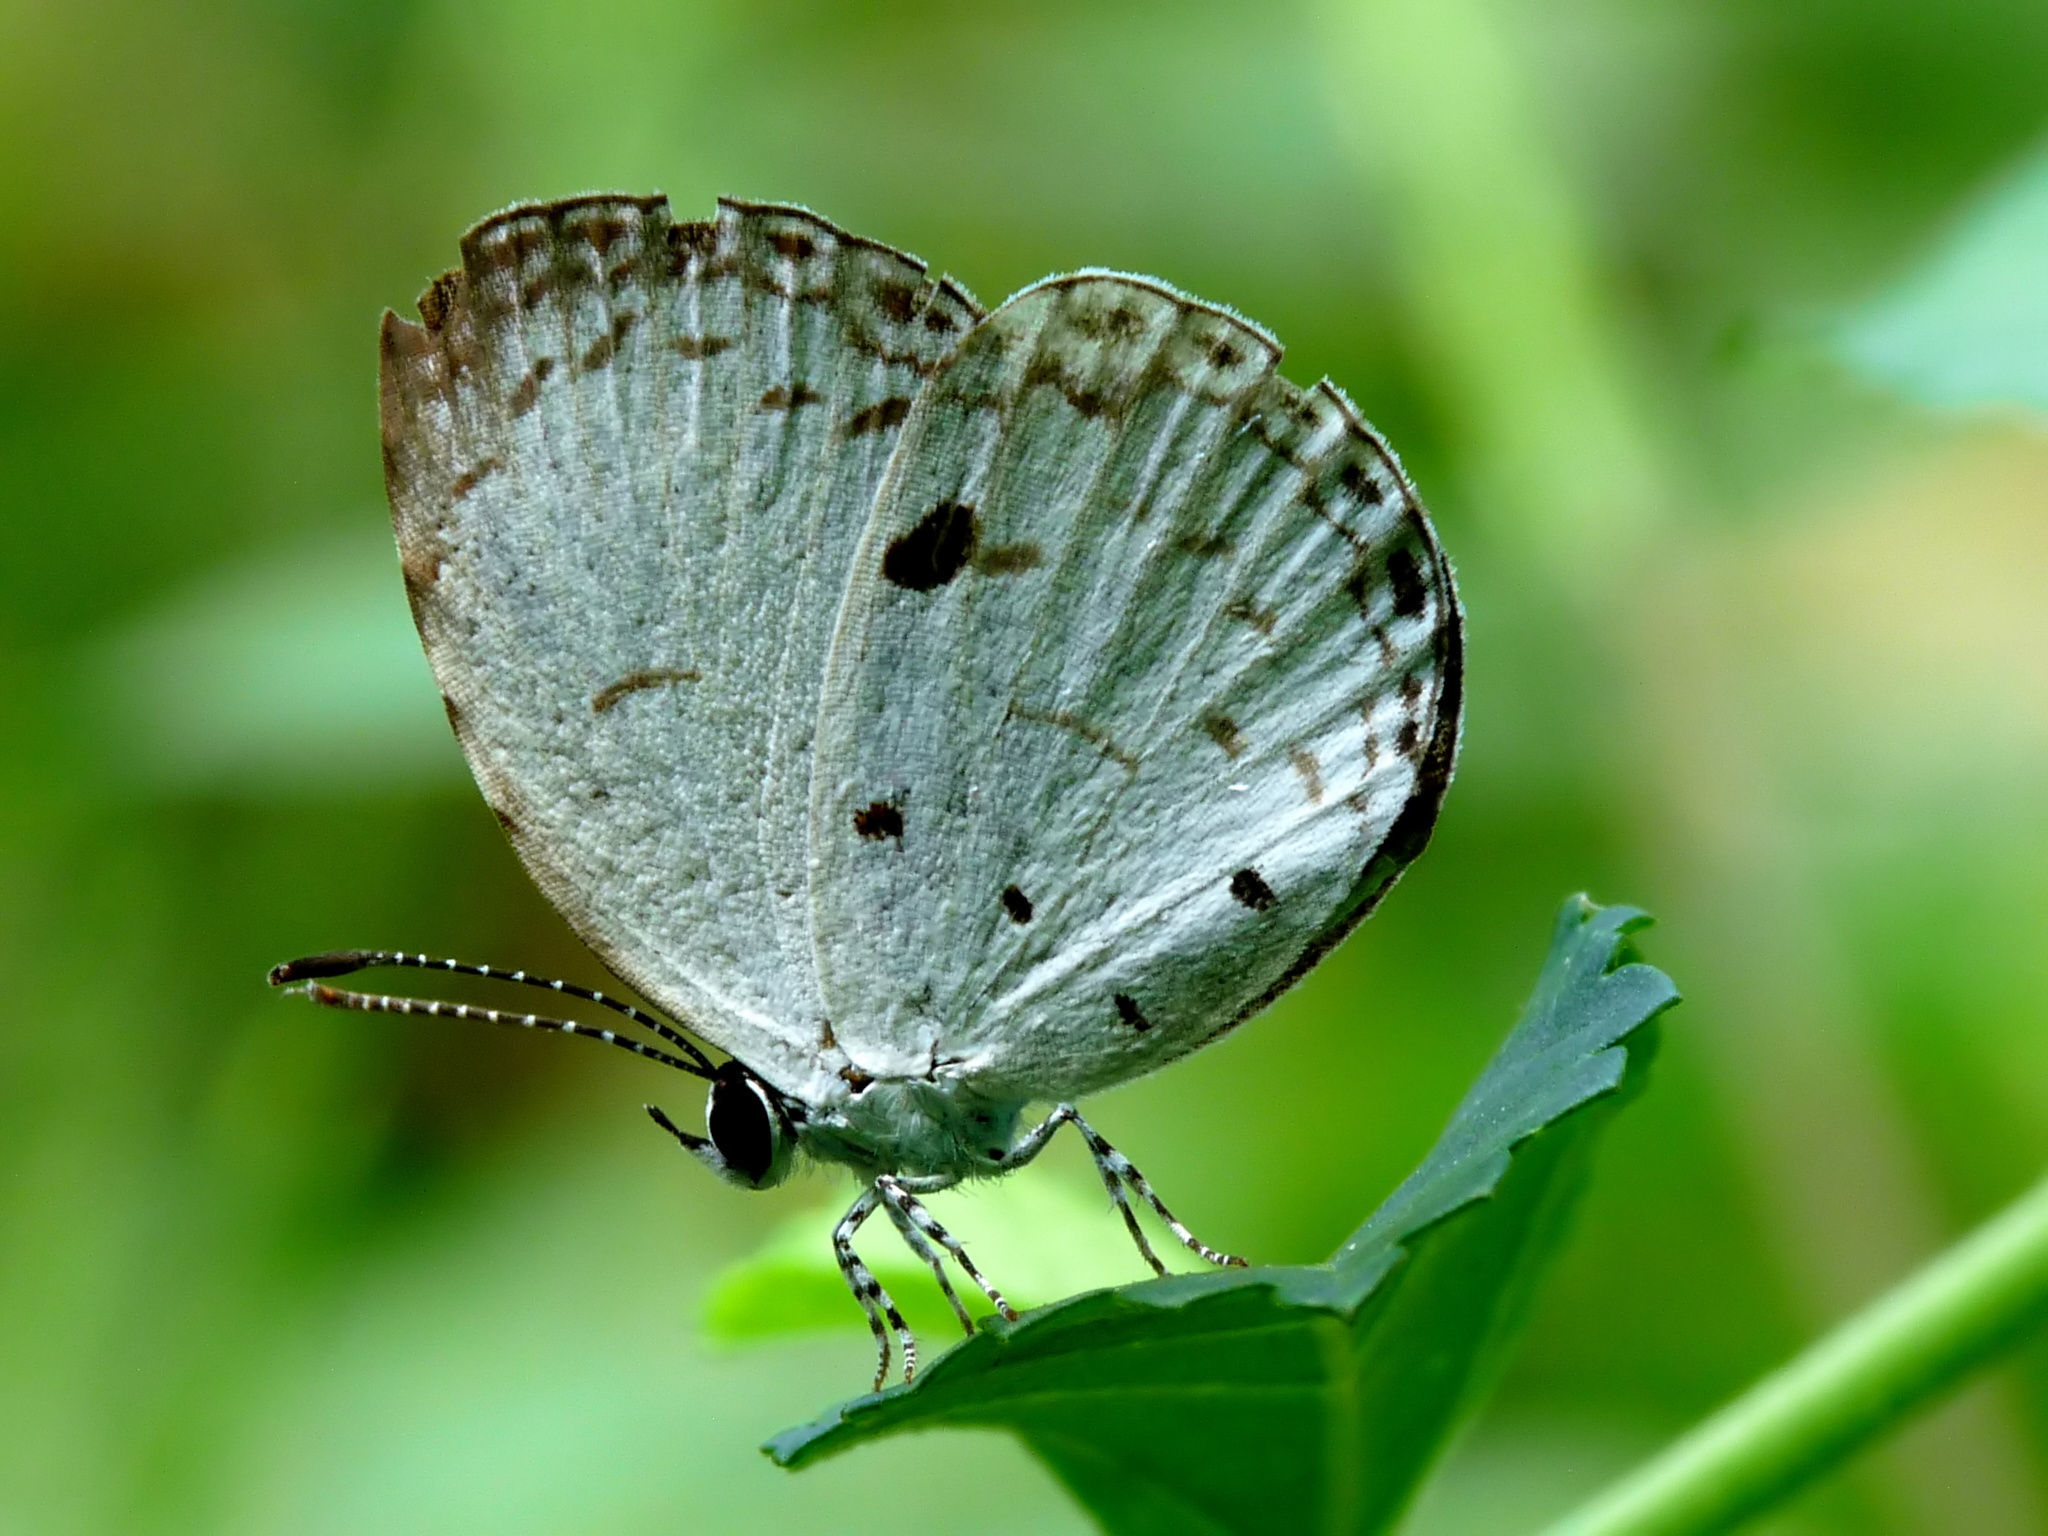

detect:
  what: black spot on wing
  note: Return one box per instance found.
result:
[883,502,978,591]
[1388,547,1427,619]
[1338,458,1384,505]
[853,801,904,841]
[1113,993,1151,1031]
[1000,885,1034,924]
[1230,868,1277,911]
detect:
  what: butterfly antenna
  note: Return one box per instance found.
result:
[268,950,716,1076]
[278,980,716,1080]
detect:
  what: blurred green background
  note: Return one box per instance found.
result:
[5,1,2047,1531]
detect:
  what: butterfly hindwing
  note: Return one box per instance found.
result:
[808,273,1461,1099]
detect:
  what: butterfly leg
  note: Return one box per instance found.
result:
[875,1179,975,1336]
[877,1175,1021,1331]
[834,1184,917,1390]
[1004,1105,1247,1274]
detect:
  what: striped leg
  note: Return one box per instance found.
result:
[834,1184,917,1391]
[877,1175,1021,1331]
[877,1182,974,1336]
[1005,1105,1246,1274]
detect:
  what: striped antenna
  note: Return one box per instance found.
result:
[281,979,715,1080]
[268,950,715,1076]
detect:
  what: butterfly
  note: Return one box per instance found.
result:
[271,196,1462,1390]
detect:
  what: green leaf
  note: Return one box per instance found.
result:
[766,896,1680,1536]
[1833,140,2048,415]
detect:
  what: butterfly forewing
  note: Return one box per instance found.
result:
[808,274,1461,1099]
[379,195,980,1095]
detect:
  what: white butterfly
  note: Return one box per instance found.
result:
[273,196,1462,1389]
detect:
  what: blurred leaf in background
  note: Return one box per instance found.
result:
[1832,137,2048,416]
[4,1,2048,1534]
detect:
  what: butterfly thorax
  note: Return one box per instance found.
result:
[797,1078,1028,1183]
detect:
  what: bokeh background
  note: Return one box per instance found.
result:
[5,1,2048,1531]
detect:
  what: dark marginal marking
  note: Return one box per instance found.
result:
[492,805,521,838]
[1230,867,1278,911]
[1199,711,1245,759]
[759,383,824,410]
[450,457,503,501]
[768,229,818,260]
[1209,339,1243,369]
[925,308,959,334]
[1023,357,1122,420]
[876,283,920,324]
[1006,702,1139,772]
[521,275,552,309]
[1339,459,1385,505]
[440,693,463,732]
[973,541,1043,576]
[1113,993,1152,1032]
[1001,885,1034,924]
[1398,716,1422,756]
[1372,554,1464,876]
[665,220,716,272]
[1388,547,1427,619]
[590,667,701,713]
[401,548,443,600]
[673,334,734,361]
[1400,673,1423,708]
[852,801,904,841]
[882,501,978,591]
[574,214,630,255]
[1176,529,1233,559]
[842,396,913,440]
[1289,746,1325,805]
[1224,597,1277,635]
[419,272,461,332]
[508,356,556,417]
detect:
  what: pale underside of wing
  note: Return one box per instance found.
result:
[809,274,1462,1103]
[379,195,981,1097]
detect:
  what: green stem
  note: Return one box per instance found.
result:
[1540,1170,2048,1536]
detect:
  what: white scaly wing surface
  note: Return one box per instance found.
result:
[808,274,1461,1101]
[379,195,980,1098]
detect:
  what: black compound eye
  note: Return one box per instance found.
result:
[707,1063,777,1185]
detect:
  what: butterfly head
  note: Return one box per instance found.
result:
[694,1060,800,1189]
